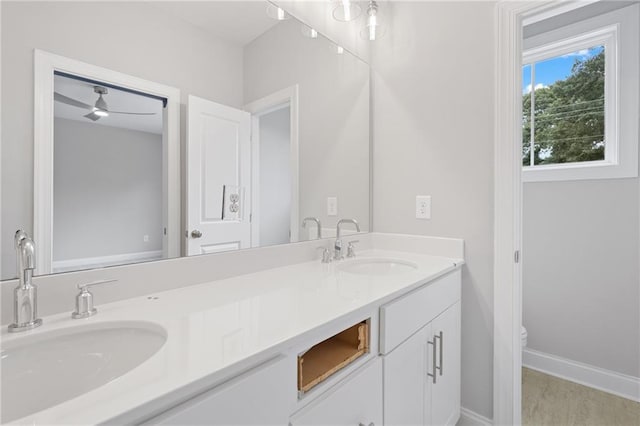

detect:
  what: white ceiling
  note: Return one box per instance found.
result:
[54,74,164,135]
[150,1,280,46]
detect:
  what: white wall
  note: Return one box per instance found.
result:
[53,118,163,263]
[244,18,370,235]
[371,1,496,419]
[1,1,243,279]
[259,107,292,246]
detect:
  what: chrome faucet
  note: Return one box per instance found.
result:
[9,231,42,332]
[72,279,117,319]
[302,217,322,239]
[334,219,361,260]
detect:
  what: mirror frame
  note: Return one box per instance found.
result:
[33,50,181,275]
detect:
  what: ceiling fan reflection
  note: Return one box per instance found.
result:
[53,86,157,122]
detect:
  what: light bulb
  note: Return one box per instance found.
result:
[342,0,351,21]
[301,25,319,39]
[336,45,344,54]
[266,4,290,21]
[360,1,385,41]
[94,109,109,117]
[368,13,377,41]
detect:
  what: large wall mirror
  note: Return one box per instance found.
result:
[1,1,370,279]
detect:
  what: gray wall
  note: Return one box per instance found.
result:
[53,118,163,262]
[1,1,243,278]
[523,180,640,377]
[522,3,640,378]
[259,107,292,246]
[244,18,370,235]
[370,1,495,418]
[524,1,637,38]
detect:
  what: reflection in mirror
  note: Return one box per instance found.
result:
[1,1,370,279]
[53,74,166,273]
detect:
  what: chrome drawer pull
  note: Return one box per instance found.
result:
[427,338,437,384]
[435,331,443,376]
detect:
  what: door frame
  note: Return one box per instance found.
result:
[33,49,180,274]
[493,1,596,424]
[244,85,300,248]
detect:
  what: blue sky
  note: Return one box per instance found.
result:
[523,46,603,93]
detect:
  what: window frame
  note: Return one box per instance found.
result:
[522,8,638,182]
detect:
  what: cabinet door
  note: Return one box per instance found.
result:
[290,358,383,426]
[429,302,461,426]
[144,356,291,425]
[384,325,431,426]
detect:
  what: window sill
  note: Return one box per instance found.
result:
[522,161,638,182]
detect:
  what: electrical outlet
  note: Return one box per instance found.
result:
[327,197,338,216]
[416,196,431,219]
[143,235,149,242]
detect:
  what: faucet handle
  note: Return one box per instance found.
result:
[316,247,332,264]
[72,279,117,319]
[347,240,360,258]
[76,279,117,291]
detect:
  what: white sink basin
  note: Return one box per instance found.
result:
[338,258,419,275]
[1,321,167,423]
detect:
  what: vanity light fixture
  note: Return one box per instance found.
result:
[266,3,290,21]
[332,0,361,22]
[301,25,319,39]
[361,0,385,41]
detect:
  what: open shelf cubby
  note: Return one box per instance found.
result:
[297,320,370,395]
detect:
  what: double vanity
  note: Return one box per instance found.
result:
[1,234,463,425]
[1,3,462,424]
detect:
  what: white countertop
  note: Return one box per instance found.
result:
[2,249,463,425]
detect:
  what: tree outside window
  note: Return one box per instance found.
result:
[522,46,605,167]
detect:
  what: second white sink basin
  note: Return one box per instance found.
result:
[338,258,419,276]
[1,320,167,423]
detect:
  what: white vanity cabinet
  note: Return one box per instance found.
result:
[290,357,383,426]
[381,270,461,426]
[139,268,461,426]
[142,356,292,425]
[430,302,461,426]
[383,325,432,425]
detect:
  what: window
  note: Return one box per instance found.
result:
[523,45,605,168]
[522,6,638,182]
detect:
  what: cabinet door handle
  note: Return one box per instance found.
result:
[436,331,444,376]
[427,338,437,384]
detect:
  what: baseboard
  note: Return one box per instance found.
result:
[457,407,493,426]
[52,250,163,273]
[523,348,640,402]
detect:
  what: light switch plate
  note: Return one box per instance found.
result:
[327,197,338,216]
[416,196,431,219]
